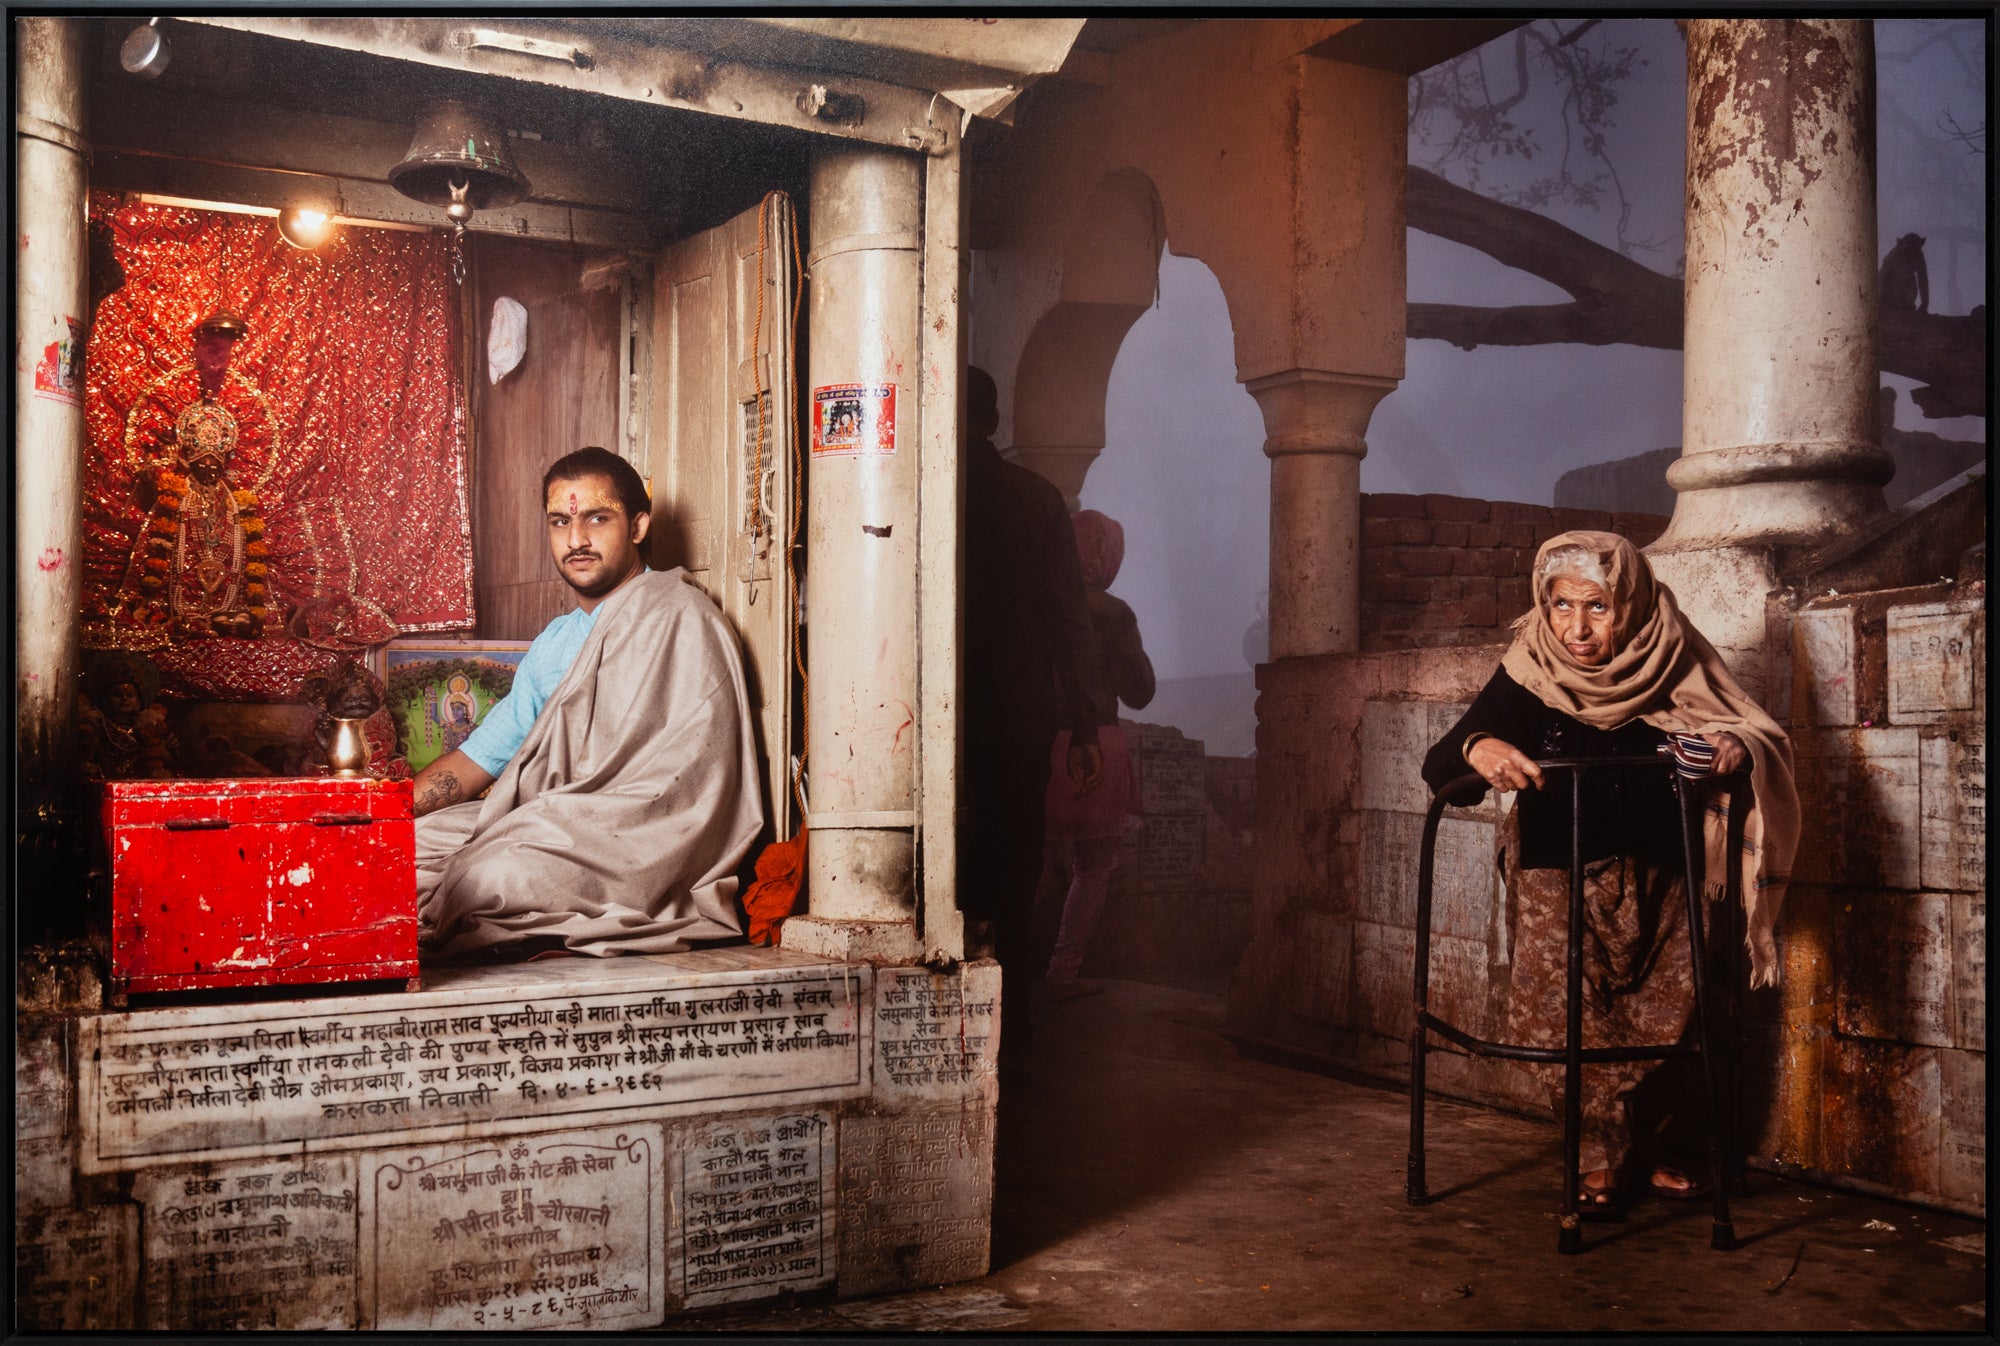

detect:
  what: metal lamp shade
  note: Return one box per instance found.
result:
[387,99,530,216]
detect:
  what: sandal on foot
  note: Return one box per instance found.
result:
[1648,1166,1707,1201]
[1578,1172,1626,1223]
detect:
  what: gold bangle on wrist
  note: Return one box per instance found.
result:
[1461,732,1491,765]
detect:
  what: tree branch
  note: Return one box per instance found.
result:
[1408,300,1648,350]
[1406,166,1987,418]
[1405,166,1682,347]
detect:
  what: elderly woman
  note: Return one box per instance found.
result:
[1422,531,1797,1216]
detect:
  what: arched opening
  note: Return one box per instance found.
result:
[1081,254,1266,757]
[1009,169,1166,503]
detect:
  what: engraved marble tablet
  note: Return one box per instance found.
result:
[1887,601,1982,723]
[17,1205,139,1332]
[671,1109,835,1307]
[79,951,865,1170]
[361,1123,665,1331]
[132,1155,358,1330]
[1921,727,1986,895]
[873,964,1000,1104]
[1793,605,1858,727]
[838,1107,992,1298]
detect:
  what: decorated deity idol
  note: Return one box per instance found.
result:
[77,650,177,780]
[111,309,273,640]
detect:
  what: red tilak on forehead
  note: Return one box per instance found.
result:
[569,491,577,513]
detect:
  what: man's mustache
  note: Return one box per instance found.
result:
[564,549,599,563]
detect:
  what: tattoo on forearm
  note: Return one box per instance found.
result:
[415,774,465,815]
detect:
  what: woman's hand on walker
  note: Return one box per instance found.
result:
[1466,736,1544,793]
[1701,731,1747,776]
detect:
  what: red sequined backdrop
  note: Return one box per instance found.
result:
[81,196,473,699]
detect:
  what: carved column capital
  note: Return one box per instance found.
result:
[1246,369,1397,459]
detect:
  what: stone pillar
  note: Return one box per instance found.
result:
[786,144,925,963]
[15,17,90,806]
[1247,369,1396,659]
[1651,19,1888,687]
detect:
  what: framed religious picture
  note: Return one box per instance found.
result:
[375,639,532,775]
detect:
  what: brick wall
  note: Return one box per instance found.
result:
[1753,580,1986,1210]
[1359,494,1669,650]
[1078,723,1254,980]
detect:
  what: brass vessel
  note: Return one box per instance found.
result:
[326,718,372,778]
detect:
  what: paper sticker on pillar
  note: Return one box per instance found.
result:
[812,384,896,457]
[33,316,84,406]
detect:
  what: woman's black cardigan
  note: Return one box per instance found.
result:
[1420,666,1683,871]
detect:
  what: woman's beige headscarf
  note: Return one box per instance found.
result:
[1500,531,1799,988]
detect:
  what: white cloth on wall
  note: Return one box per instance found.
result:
[487,296,527,385]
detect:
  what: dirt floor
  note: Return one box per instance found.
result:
[701,975,1989,1334]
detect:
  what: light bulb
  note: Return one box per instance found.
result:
[277,208,335,250]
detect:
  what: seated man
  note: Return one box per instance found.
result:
[412,446,764,961]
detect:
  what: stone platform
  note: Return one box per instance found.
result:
[16,947,999,1330]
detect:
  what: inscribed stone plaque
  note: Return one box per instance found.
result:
[133,1154,358,1330]
[1433,816,1500,943]
[1939,1048,1986,1210]
[1921,728,1986,893]
[873,963,1000,1103]
[362,1123,665,1331]
[1822,1038,1942,1196]
[80,954,865,1169]
[1352,920,1418,1041]
[1833,892,1952,1048]
[1887,601,1982,723]
[1137,741,1207,815]
[1358,701,1433,814]
[1792,728,1921,889]
[1357,810,1422,928]
[1428,934,1490,1038]
[671,1110,835,1307]
[16,1205,139,1331]
[16,1018,72,1211]
[838,1107,992,1298]
[1139,812,1204,886]
[1792,605,1858,727]
[17,1135,72,1213]
[1951,894,1985,1052]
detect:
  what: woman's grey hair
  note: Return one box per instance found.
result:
[1539,544,1609,592]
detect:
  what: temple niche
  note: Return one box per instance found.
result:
[73,198,459,778]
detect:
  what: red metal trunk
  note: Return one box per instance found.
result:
[100,776,419,1003]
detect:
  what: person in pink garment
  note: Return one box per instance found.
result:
[1038,508,1155,1000]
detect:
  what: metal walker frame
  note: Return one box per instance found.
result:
[1405,755,1750,1254]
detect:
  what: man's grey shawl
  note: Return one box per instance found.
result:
[416,568,763,959]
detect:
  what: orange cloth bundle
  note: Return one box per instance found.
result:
[743,830,807,945]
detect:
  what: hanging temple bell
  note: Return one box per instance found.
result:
[387,98,530,235]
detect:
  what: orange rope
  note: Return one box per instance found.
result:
[749,193,772,541]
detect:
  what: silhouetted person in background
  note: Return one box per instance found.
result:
[1038,508,1155,1001]
[961,366,1102,1049]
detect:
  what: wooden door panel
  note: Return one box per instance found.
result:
[651,198,799,840]
[470,238,624,640]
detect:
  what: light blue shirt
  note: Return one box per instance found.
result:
[458,605,600,778]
